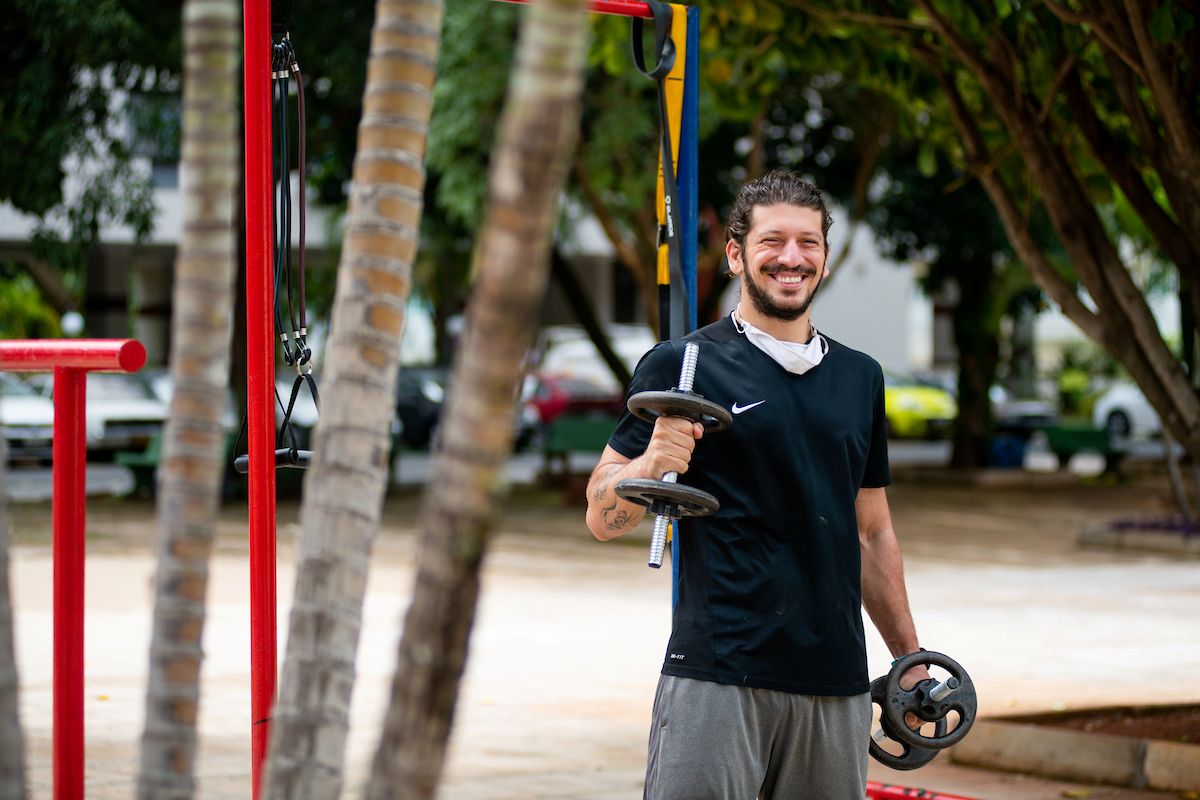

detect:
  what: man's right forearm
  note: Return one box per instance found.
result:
[586,460,649,540]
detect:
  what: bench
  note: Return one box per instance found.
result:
[542,412,618,478]
[1044,424,1125,474]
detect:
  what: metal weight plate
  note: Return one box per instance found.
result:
[628,390,733,432]
[868,676,946,770]
[615,478,720,517]
[882,651,977,751]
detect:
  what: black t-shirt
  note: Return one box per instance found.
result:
[608,317,891,695]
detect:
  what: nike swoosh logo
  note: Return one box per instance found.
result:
[731,400,766,414]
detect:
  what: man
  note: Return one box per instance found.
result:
[585,170,926,799]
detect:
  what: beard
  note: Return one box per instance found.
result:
[743,264,823,321]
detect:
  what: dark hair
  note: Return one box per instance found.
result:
[726,169,834,254]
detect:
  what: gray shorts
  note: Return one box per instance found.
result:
[644,675,870,800]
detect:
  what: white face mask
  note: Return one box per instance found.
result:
[731,308,828,375]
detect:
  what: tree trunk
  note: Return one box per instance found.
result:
[136,1,240,797]
[0,436,26,800]
[364,1,589,798]
[262,0,443,796]
[949,297,999,469]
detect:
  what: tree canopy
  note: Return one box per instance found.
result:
[789,0,1199,459]
[6,0,1196,462]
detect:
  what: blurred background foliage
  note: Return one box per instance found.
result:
[2,0,1197,465]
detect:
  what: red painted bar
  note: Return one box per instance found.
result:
[0,340,146,798]
[867,781,980,800]
[0,339,146,373]
[495,0,653,18]
[51,367,86,800]
[243,0,277,795]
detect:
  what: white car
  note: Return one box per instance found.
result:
[27,372,169,455]
[0,373,56,464]
[1092,382,1161,439]
[534,323,657,393]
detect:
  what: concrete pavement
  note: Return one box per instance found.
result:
[6,474,1198,799]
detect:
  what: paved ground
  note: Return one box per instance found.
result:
[6,467,1198,799]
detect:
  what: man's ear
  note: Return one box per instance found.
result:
[726,239,743,276]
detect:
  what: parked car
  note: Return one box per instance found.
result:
[883,370,956,439]
[0,373,56,465]
[534,324,657,393]
[522,372,624,426]
[1092,382,1161,439]
[990,385,1059,440]
[395,366,539,451]
[26,371,169,458]
[143,368,239,432]
[395,367,448,449]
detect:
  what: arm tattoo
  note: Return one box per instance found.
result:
[604,508,634,530]
[591,464,621,502]
[592,471,613,502]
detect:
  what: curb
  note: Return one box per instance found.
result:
[1079,524,1200,557]
[949,720,1200,792]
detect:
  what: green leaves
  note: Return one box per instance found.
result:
[917,142,938,178]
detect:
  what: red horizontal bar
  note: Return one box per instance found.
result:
[495,0,653,18]
[0,339,147,373]
[867,782,980,800]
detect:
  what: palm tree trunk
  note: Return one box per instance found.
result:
[136,1,241,796]
[364,2,589,797]
[262,0,443,796]
[0,436,27,800]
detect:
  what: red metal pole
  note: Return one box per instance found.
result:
[0,339,145,799]
[0,339,146,372]
[495,0,653,17]
[244,0,277,795]
[867,781,981,800]
[51,367,86,800]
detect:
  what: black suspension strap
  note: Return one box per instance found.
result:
[235,27,318,475]
[632,1,688,341]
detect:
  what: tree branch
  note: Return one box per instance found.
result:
[924,53,1103,342]
[571,158,647,284]
[15,257,77,315]
[1042,0,1145,78]
[1060,68,1200,274]
[782,0,934,32]
[1100,46,1163,163]
[1119,0,1199,163]
[1036,52,1079,126]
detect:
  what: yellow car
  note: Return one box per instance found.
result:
[883,371,957,439]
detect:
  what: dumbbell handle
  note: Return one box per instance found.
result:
[648,343,699,569]
[928,677,960,702]
[873,677,959,741]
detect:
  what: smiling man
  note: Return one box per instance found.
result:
[585,170,926,800]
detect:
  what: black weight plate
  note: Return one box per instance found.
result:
[615,478,719,517]
[628,390,733,432]
[868,676,945,770]
[883,651,977,750]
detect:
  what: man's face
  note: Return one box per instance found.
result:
[727,203,829,322]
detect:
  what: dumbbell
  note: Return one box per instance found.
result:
[868,650,977,770]
[615,342,732,568]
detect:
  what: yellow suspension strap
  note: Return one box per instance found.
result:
[632,1,690,341]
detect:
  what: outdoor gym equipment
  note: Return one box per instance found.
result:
[615,342,731,568]
[0,338,147,800]
[868,650,978,771]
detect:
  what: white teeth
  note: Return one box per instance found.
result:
[775,274,806,284]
